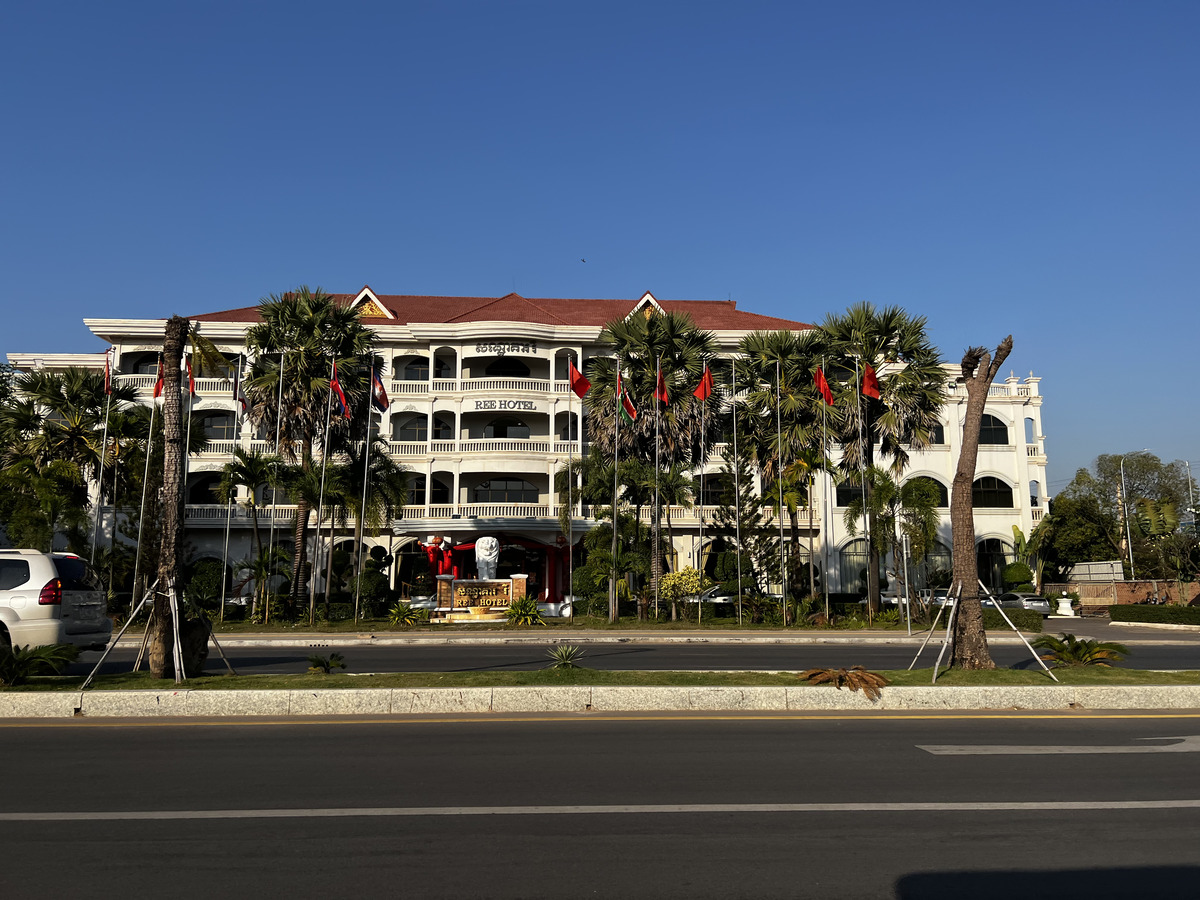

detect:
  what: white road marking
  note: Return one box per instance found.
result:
[920,734,1200,755]
[5,800,1200,821]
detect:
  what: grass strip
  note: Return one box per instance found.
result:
[8,667,1200,692]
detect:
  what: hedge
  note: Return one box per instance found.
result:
[982,608,1043,633]
[1109,605,1200,625]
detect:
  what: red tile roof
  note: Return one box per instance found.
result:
[189,290,813,331]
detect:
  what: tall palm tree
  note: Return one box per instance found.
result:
[735,330,828,606]
[820,303,947,613]
[589,309,718,614]
[242,287,377,611]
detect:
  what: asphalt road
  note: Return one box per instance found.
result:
[4,713,1200,898]
[72,633,1200,677]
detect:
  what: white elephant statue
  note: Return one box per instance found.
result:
[476,536,500,580]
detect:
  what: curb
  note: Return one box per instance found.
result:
[6,685,1200,718]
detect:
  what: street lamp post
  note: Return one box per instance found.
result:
[1186,460,1196,532]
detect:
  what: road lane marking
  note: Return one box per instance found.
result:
[7,712,1200,728]
[5,800,1200,822]
[920,734,1200,755]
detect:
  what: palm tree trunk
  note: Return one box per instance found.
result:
[949,337,1012,670]
[150,316,188,679]
[807,472,816,601]
[288,497,310,616]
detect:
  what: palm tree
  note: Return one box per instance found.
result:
[218,448,279,563]
[734,330,828,608]
[589,309,718,617]
[242,287,378,612]
[820,303,947,613]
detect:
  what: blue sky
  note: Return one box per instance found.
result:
[3,1,1196,490]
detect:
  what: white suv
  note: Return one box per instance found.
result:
[0,550,113,651]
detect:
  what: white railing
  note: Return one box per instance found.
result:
[387,441,430,456]
[1031,508,1045,523]
[1026,445,1044,458]
[405,503,552,519]
[198,440,239,456]
[460,439,551,454]
[389,381,431,394]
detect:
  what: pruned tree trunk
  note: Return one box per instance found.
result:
[949,335,1013,670]
[288,498,310,617]
[150,316,188,679]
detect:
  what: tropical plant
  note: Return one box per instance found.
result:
[1031,633,1130,667]
[242,286,378,613]
[0,642,81,687]
[505,596,545,626]
[588,309,719,620]
[820,304,948,613]
[947,335,1011,671]
[659,566,711,622]
[218,448,279,561]
[799,666,889,701]
[546,644,586,669]
[307,652,347,674]
[388,602,428,627]
[734,330,827,607]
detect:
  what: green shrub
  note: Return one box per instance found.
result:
[1109,605,1200,625]
[1003,562,1033,590]
[506,597,545,626]
[388,602,428,627]
[546,645,585,668]
[981,608,1043,632]
[0,643,80,686]
[1032,633,1129,667]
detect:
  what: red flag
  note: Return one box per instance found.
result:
[234,371,248,414]
[693,365,713,401]
[654,366,669,406]
[814,367,834,405]
[862,363,881,399]
[186,357,196,398]
[330,360,349,417]
[152,357,164,399]
[568,359,590,399]
[103,350,112,396]
[617,368,637,423]
[370,366,390,412]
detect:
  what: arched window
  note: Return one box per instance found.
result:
[910,541,953,591]
[199,413,236,441]
[838,539,884,595]
[1029,479,1041,508]
[907,476,949,508]
[123,352,160,375]
[406,474,427,506]
[484,417,530,439]
[392,416,427,442]
[429,475,452,504]
[474,479,538,503]
[558,412,579,440]
[432,415,455,440]
[484,358,530,378]
[401,358,429,381]
[187,474,223,505]
[973,477,1013,508]
[929,422,945,445]
[976,538,1014,592]
[1024,417,1036,444]
[979,414,1008,445]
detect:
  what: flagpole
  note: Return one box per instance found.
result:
[697,373,705,626]
[91,349,114,563]
[776,358,787,624]
[183,357,194,527]
[609,362,621,624]
[265,350,287,624]
[567,355,575,623]
[130,385,158,614]
[732,358,743,626]
[654,354,661,621]
[310,357,336,625]
[219,355,243,624]
[821,358,831,622]
[354,366,373,624]
[857,358,872,624]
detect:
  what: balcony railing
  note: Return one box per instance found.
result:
[389,378,575,395]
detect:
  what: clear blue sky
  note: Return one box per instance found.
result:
[3,1,1197,491]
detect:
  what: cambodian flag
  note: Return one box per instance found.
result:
[370,366,390,412]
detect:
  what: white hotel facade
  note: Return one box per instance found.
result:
[8,287,1049,601]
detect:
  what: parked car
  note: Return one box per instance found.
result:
[994,592,1052,616]
[0,550,112,651]
[537,596,575,618]
[680,586,736,605]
